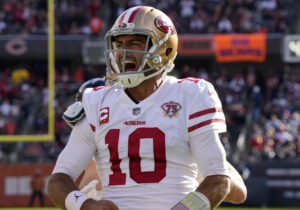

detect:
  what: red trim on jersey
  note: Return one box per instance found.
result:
[118,12,127,24]
[90,124,95,132]
[188,119,225,133]
[93,86,110,91]
[189,107,223,120]
[177,77,202,84]
[128,7,142,23]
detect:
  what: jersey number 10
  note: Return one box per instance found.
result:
[105,127,166,185]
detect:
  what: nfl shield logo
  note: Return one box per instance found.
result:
[132,107,141,115]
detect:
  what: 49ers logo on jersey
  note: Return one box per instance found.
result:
[161,101,181,118]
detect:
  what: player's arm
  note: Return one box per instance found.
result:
[47,173,79,209]
[192,130,230,209]
[195,175,230,209]
[79,160,101,191]
[195,162,247,208]
[193,130,246,209]
[223,162,247,203]
[47,118,118,210]
[77,160,102,201]
[48,173,117,210]
[62,78,104,200]
[172,130,246,209]
[174,80,246,209]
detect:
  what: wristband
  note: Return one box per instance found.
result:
[65,190,89,210]
[193,191,210,209]
[171,191,210,210]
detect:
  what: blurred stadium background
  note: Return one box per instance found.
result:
[0,0,299,208]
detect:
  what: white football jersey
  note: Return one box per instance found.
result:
[81,76,227,210]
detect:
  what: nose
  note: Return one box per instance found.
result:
[116,49,134,61]
[115,48,125,61]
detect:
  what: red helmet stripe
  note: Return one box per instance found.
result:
[118,12,127,24]
[128,7,142,23]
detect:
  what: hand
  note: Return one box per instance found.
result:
[81,180,102,200]
[62,101,85,128]
[81,199,119,210]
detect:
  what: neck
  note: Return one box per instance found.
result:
[125,74,164,102]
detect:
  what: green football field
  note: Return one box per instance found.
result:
[1,208,300,210]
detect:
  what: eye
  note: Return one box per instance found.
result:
[115,41,123,49]
[116,43,122,48]
[131,41,141,46]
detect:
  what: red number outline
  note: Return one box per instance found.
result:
[105,127,166,185]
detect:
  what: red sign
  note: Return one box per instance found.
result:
[214,34,266,62]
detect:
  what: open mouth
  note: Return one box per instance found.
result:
[124,61,137,72]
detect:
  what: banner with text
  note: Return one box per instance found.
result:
[214,34,266,62]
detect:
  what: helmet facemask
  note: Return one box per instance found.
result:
[105,28,175,88]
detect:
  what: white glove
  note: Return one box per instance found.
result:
[62,101,85,128]
[170,191,210,210]
[80,180,102,200]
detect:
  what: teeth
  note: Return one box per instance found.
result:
[125,60,135,64]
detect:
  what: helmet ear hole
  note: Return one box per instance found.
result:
[166,48,172,56]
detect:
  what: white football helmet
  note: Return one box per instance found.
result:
[104,6,178,88]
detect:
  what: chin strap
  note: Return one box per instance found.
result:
[117,62,173,88]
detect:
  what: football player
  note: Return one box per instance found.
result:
[48,6,247,210]
[62,78,106,128]
[62,78,105,198]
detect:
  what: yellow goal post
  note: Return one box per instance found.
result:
[0,0,55,142]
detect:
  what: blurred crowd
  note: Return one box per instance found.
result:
[0,62,101,162]
[0,62,299,163]
[248,66,300,161]
[0,66,46,135]
[0,0,297,35]
[173,64,300,162]
[129,0,296,34]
